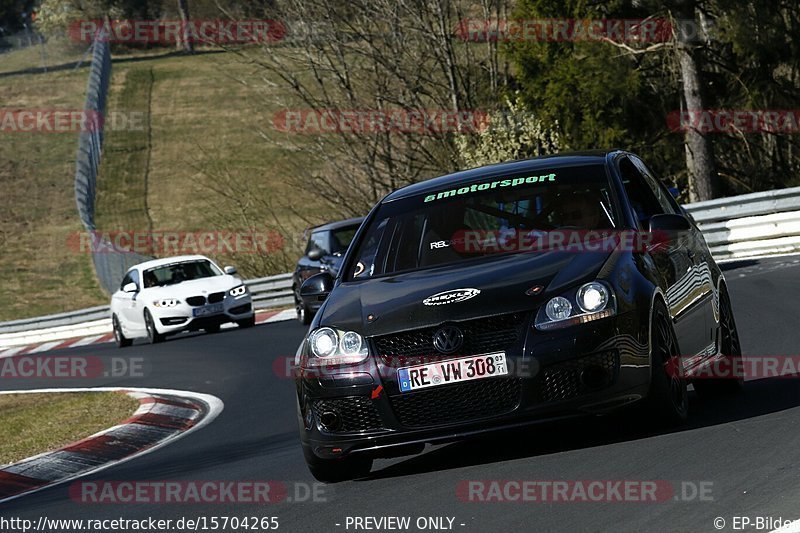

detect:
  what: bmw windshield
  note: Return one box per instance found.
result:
[143,260,223,288]
[347,165,620,280]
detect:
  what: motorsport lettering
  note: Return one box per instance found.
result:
[424,173,556,202]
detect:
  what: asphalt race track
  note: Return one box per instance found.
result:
[3,255,800,533]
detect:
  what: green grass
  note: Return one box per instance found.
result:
[0,44,335,320]
[0,45,108,320]
[0,392,139,466]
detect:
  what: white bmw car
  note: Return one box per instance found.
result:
[110,255,255,347]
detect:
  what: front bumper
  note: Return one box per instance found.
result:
[151,295,254,334]
[297,311,651,460]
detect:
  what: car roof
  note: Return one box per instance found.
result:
[383,150,619,202]
[131,255,214,271]
[309,216,366,233]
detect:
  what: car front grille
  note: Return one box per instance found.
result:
[373,312,527,367]
[186,296,206,307]
[536,350,620,403]
[388,377,522,428]
[208,292,225,304]
[311,397,384,433]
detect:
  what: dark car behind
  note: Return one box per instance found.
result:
[293,217,365,323]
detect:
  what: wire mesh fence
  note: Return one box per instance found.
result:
[74,31,153,294]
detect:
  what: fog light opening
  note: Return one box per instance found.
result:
[580,365,610,389]
[319,411,341,431]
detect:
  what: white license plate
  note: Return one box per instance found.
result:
[192,303,224,317]
[397,352,508,393]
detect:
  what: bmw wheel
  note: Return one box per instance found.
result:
[144,309,164,344]
[112,314,132,348]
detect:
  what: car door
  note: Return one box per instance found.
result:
[618,156,707,357]
[632,156,716,354]
[117,269,145,334]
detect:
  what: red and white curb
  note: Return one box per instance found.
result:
[0,309,296,357]
[0,387,223,504]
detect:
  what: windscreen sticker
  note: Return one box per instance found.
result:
[423,173,556,203]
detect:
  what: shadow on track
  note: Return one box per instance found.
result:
[366,377,800,480]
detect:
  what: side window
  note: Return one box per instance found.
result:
[120,272,132,291]
[120,270,139,290]
[631,157,676,214]
[305,231,330,255]
[619,157,665,225]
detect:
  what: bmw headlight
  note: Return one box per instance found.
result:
[535,281,616,330]
[229,285,248,297]
[153,298,179,308]
[306,327,368,366]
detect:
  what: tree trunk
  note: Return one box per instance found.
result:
[177,0,194,54]
[676,11,717,201]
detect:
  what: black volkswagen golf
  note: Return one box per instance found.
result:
[294,150,742,482]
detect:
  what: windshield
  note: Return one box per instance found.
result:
[142,260,222,288]
[347,165,617,280]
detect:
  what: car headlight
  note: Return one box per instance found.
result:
[229,285,248,297]
[305,327,368,366]
[535,281,616,331]
[576,282,609,313]
[153,298,179,308]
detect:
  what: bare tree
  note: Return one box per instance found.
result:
[219,0,511,217]
[177,0,194,53]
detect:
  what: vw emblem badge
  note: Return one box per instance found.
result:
[433,326,464,354]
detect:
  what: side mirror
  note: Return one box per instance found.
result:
[224,265,237,275]
[648,213,691,232]
[647,214,692,248]
[123,282,138,293]
[307,247,324,261]
[300,272,334,303]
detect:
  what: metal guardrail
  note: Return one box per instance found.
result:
[4,187,800,335]
[684,186,800,260]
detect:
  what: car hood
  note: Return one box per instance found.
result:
[319,250,615,337]
[144,275,241,299]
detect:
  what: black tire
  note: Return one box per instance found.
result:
[204,324,221,334]
[646,300,689,424]
[693,285,744,396]
[112,314,132,348]
[237,316,256,328]
[303,447,373,483]
[144,309,164,344]
[295,293,313,325]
